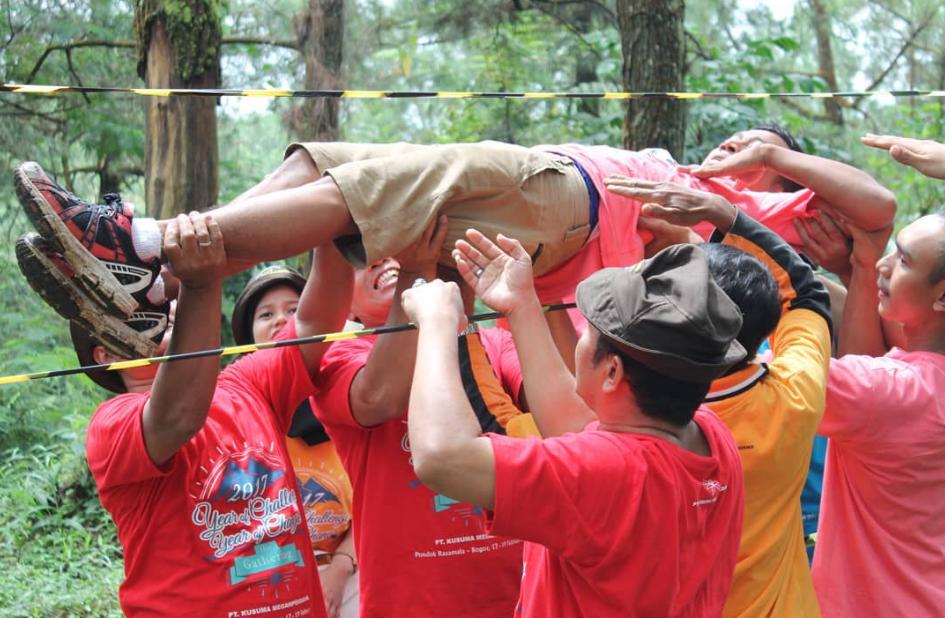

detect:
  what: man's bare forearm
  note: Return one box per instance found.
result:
[507,297,595,437]
[144,282,223,465]
[839,265,887,357]
[765,145,896,231]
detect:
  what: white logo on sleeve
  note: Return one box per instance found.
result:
[692,479,729,508]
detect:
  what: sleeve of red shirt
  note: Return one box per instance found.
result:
[86,393,170,491]
[485,431,644,563]
[821,353,909,444]
[311,337,374,429]
[219,319,317,430]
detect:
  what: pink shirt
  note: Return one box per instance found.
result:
[532,145,815,300]
[815,349,945,617]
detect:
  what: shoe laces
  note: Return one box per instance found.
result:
[102,193,123,209]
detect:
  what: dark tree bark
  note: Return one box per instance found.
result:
[616,0,687,157]
[288,0,344,142]
[808,0,843,125]
[134,0,221,219]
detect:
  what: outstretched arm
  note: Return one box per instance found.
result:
[454,230,596,437]
[839,224,893,357]
[143,212,227,466]
[348,216,448,427]
[688,143,897,232]
[295,245,354,377]
[402,279,496,508]
[861,134,945,180]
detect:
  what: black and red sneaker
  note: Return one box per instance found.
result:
[14,162,160,318]
[15,232,167,359]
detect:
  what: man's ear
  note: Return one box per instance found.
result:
[601,354,624,394]
[91,345,116,365]
[933,280,945,313]
[934,292,945,313]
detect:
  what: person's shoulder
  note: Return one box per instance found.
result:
[833,348,945,379]
[693,408,739,457]
[90,392,148,427]
[321,334,375,363]
[888,347,945,366]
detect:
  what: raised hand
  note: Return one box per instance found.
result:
[604,176,737,232]
[861,134,945,180]
[452,229,536,316]
[401,278,467,333]
[847,222,893,273]
[682,142,772,189]
[793,209,853,282]
[395,214,449,275]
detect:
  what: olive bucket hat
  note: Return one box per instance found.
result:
[231,265,307,345]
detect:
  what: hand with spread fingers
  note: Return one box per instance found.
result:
[861,134,945,180]
[793,209,853,283]
[604,176,737,233]
[453,229,536,317]
[680,142,773,190]
[163,211,227,289]
[401,278,467,333]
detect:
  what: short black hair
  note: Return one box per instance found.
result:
[752,122,804,192]
[592,333,711,427]
[703,244,780,367]
[930,208,945,283]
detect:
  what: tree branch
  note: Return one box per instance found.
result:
[528,0,617,22]
[778,97,834,122]
[529,4,604,60]
[221,36,299,50]
[26,36,298,84]
[67,165,144,177]
[852,12,935,109]
[26,40,135,83]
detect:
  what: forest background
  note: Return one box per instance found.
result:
[0,0,943,614]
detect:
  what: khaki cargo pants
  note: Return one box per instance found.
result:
[286,141,590,276]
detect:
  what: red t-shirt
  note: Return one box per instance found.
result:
[86,321,326,618]
[532,145,815,300]
[486,408,744,617]
[312,328,525,618]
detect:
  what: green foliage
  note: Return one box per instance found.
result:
[2,1,945,614]
[0,248,121,616]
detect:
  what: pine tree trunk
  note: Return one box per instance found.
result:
[134,0,221,219]
[616,0,686,158]
[290,0,344,142]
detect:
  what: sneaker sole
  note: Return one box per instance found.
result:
[14,163,138,318]
[16,234,157,359]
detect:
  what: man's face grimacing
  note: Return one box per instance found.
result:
[701,129,792,193]
[875,215,945,327]
[351,257,400,327]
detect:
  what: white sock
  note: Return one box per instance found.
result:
[145,276,167,305]
[131,218,162,261]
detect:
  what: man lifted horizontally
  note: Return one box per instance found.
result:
[12,126,893,355]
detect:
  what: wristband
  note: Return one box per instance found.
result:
[332,550,357,574]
